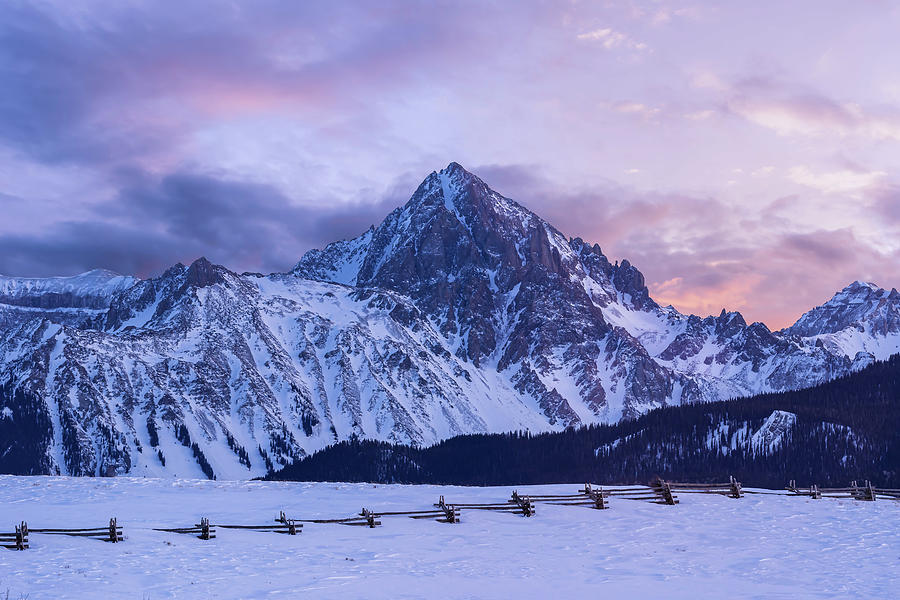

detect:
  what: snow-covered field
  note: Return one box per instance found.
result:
[1,476,897,599]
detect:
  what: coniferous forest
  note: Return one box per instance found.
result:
[267,354,900,488]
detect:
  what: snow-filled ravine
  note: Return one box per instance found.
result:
[0,476,897,599]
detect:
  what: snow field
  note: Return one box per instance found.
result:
[0,476,898,599]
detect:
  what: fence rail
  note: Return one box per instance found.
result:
[6,476,896,550]
[667,476,743,499]
[30,518,122,542]
[786,479,897,501]
[154,517,216,540]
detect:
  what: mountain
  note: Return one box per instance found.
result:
[1,163,899,478]
[782,280,900,365]
[267,353,900,488]
[0,269,138,331]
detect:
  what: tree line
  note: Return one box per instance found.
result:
[267,354,900,488]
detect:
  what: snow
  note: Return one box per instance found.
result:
[0,269,138,300]
[535,347,604,423]
[440,171,459,218]
[809,324,900,361]
[751,411,797,455]
[114,294,162,330]
[0,476,897,599]
[249,276,555,454]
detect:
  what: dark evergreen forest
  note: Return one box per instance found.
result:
[267,354,900,488]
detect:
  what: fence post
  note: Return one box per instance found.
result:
[360,509,376,528]
[729,476,743,499]
[15,521,26,551]
[865,481,876,502]
[653,479,676,505]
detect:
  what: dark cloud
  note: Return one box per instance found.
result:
[0,169,402,278]
[0,1,514,167]
[0,3,182,163]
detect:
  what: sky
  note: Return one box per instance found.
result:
[1,0,899,329]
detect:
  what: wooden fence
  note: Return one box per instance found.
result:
[29,518,123,543]
[787,479,899,501]
[513,485,608,510]
[6,476,898,550]
[0,522,28,550]
[367,499,461,524]
[296,508,382,528]
[666,476,743,499]
[154,517,216,540]
[438,493,536,517]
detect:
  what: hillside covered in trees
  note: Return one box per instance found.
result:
[268,354,900,488]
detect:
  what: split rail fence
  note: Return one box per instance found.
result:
[18,518,124,544]
[5,475,897,550]
[786,479,899,501]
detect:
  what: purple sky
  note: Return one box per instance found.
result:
[1,1,898,328]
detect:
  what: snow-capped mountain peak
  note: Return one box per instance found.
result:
[0,269,139,307]
[1,163,898,479]
[784,281,900,359]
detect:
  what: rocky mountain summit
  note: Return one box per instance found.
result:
[1,163,898,478]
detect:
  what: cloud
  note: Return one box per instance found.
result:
[873,185,900,223]
[788,166,886,194]
[576,27,648,51]
[0,169,404,278]
[0,1,510,168]
[471,163,900,329]
[684,109,715,121]
[610,101,661,120]
[682,71,900,143]
[0,1,897,332]
[726,85,900,141]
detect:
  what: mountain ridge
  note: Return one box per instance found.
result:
[266,352,900,488]
[1,163,898,478]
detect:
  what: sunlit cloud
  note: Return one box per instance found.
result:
[788,166,886,195]
[729,94,900,141]
[576,27,648,51]
[684,110,714,121]
[609,101,661,120]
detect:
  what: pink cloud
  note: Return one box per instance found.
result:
[478,164,900,329]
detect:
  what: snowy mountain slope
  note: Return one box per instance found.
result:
[0,269,138,308]
[0,261,553,478]
[292,163,886,408]
[750,410,797,454]
[1,163,898,478]
[0,269,139,331]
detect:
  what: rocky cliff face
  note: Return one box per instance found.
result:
[2,163,898,478]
